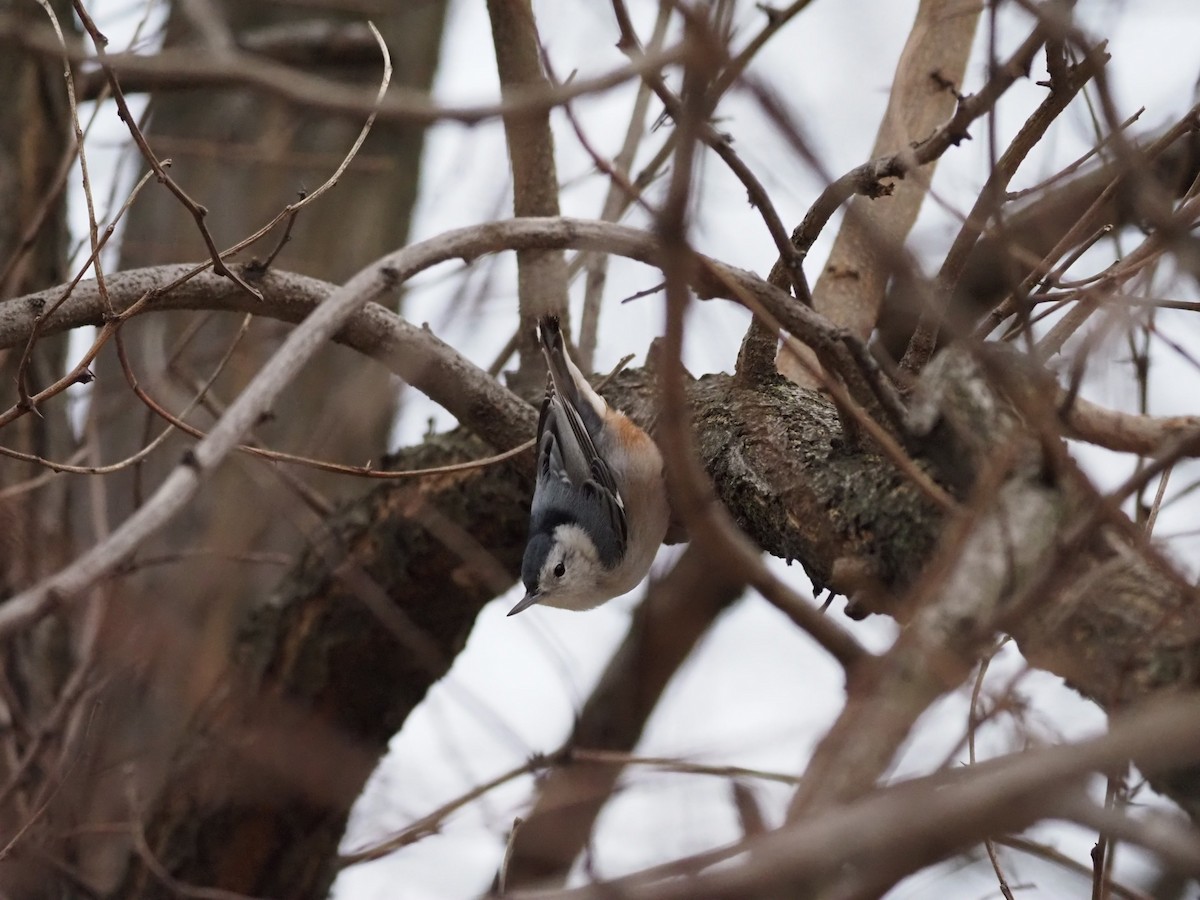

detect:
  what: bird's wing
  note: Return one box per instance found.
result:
[534,387,628,565]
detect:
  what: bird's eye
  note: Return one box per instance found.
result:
[554,562,566,578]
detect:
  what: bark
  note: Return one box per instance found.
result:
[795,0,981,345]
[877,119,1200,358]
[0,14,1194,885]
[115,428,532,897]
[5,1,448,895]
[0,2,78,894]
[130,347,1200,894]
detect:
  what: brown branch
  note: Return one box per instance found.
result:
[2,220,1197,738]
[0,218,877,439]
[9,214,1198,494]
[708,0,819,101]
[791,24,1048,263]
[804,0,982,373]
[340,759,542,867]
[574,0,671,372]
[7,220,1200,470]
[119,337,536,480]
[503,33,746,891]
[1033,195,1200,358]
[0,17,394,441]
[0,14,692,127]
[522,694,1200,899]
[612,0,813,316]
[975,101,1200,340]
[567,0,824,373]
[0,251,408,639]
[235,19,384,68]
[789,436,1062,818]
[1058,391,1200,456]
[997,835,1152,900]
[71,1,265,301]
[64,336,1199,893]
[899,38,1109,374]
[500,547,743,890]
[488,0,569,387]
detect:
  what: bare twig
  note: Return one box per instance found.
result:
[0,250,405,639]
[787,23,1049,273]
[339,758,543,867]
[518,694,1200,900]
[997,836,1151,900]
[807,0,982,375]
[0,13,691,127]
[0,22,393,434]
[977,100,1200,339]
[900,39,1109,374]
[487,0,569,384]
[968,641,1016,900]
[71,0,264,300]
[613,0,813,316]
[575,0,671,371]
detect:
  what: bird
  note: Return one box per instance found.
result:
[508,316,670,615]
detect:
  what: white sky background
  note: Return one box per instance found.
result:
[59,0,1200,897]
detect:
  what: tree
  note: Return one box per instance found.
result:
[1,0,1200,897]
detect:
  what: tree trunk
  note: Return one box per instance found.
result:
[0,1,79,894]
[4,1,448,895]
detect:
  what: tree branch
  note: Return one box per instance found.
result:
[0,14,690,128]
[487,0,569,387]
[524,694,1200,899]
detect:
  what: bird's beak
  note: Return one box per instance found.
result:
[507,591,540,616]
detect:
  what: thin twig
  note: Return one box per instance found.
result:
[997,836,1151,900]
[576,0,672,371]
[968,640,1016,900]
[71,0,264,300]
[0,22,393,433]
[900,41,1109,374]
[0,254,406,639]
[4,21,692,127]
[339,757,543,867]
[612,0,812,310]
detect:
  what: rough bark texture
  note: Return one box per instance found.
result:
[105,360,939,896]
[1,4,1198,892]
[2,235,1198,891]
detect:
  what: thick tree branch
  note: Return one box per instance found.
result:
[5,220,1197,459]
[487,0,569,386]
[876,108,1200,359]
[0,15,689,128]
[110,344,1200,892]
[523,693,1200,900]
[797,0,981,365]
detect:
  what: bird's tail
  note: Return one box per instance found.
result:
[538,315,606,419]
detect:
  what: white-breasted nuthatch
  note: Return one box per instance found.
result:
[508,316,670,615]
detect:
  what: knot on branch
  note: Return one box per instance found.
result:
[906,346,1029,492]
